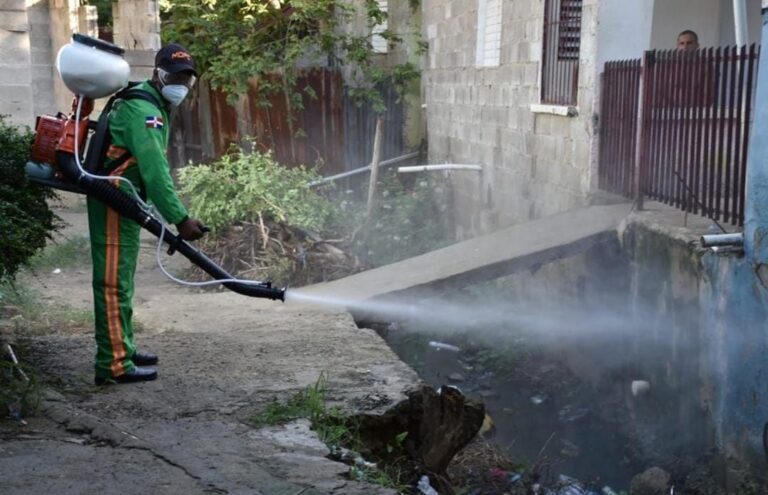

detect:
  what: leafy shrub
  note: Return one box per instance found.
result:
[177,146,335,232]
[336,170,449,267]
[0,117,57,283]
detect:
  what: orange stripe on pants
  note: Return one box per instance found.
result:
[105,203,126,376]
[103,165,134,376]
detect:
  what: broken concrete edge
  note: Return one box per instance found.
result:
[349,385,485,495]
[39,389,148,449]
[620,212,711,258]
[38,382,485,494]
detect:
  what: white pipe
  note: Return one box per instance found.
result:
[734,0,748,46]
[308,152,420,187]
[701,232,744,247]
[397,164,483,173]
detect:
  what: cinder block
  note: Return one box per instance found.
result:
[0,64,29,84]
[0,32,30,64]
[0,10,29,31]
[124,49,155,68]
[31,62,53,79]
[0,85,33,121]
[25,6,50,24]
[0,0,25,11]
[29,46,50,64]
[28,21,51,41]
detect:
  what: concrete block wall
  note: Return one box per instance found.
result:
[423,0,600,240]
[0,0,55,127]
[112,0,161,51]
[48,0,98,113]
[0,0,160,125]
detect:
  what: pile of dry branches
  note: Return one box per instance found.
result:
[190,218,361,287]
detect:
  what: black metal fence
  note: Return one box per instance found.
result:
[598,45,760,225]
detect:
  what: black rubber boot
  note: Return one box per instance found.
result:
[95,366,158,385]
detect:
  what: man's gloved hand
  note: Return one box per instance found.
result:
[177,217,207,241]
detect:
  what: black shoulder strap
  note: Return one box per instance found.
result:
[118,86,164,110]
[84,83,164,175]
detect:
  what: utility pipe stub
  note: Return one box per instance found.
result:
[631,380,651,397]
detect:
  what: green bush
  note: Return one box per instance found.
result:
[0,117,57,283]
[177,146,335,232]
[336,170,449,266]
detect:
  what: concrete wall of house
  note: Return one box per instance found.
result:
[422,0,600,241]
[0,0,160,126]
[49,0,99,113]
[650,0,762,50]
[0,0,56,127]
[112,0,160,51]
[595,0,654,69]
[340,0,425,151]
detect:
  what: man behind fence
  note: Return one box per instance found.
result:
[677,30,700,52]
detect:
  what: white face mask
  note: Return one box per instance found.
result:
[161,84,189,107]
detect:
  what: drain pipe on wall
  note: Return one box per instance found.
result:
[701,233,744,248]
[397,164,483,174]
[702,1,757,251]
[743,1,768,265]
[733,0,749,47]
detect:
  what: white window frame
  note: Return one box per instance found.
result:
[475,0,502,67]
[372,0,388,54]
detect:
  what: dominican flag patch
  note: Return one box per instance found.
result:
[145,116,164,129]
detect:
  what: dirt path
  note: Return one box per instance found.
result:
[1,194,419,495]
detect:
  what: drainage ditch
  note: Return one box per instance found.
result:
[352,235,747,493]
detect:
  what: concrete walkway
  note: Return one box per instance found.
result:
[0,194,417,495]
[303,203,632,302]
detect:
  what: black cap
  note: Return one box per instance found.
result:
[155,43,197,76]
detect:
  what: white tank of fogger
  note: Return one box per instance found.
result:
[56,34,130,98]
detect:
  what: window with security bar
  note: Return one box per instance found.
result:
[372,0,388,54]
[541,0,582,105]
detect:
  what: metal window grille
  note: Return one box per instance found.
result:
[558,0,582,60]
[541,0,582,105]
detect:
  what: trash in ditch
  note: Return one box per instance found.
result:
[479,389,500,399]
[417,475,439,495]
[428,341,461,352]
[478,370,495,381]
[488,466,508,479]
[353,455,377,470]
[448,372,466,382]
[560,438,581,458]
[52,268,62,274]
[437,385,463,397]
[458,359,474,371]
[549,474,600,495]
[558,405,590,423]
[530,393,548,405]
[631,379,651,396]
[479,413,495,436]
[7,401,22,421]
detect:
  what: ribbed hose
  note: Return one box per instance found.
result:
[57,152,285,301]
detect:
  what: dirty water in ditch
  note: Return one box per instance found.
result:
[351,259,723,493]
[382,319,639,492]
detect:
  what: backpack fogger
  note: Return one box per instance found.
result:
[26,34,284,301]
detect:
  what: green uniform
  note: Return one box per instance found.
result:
[87,81,188,379]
